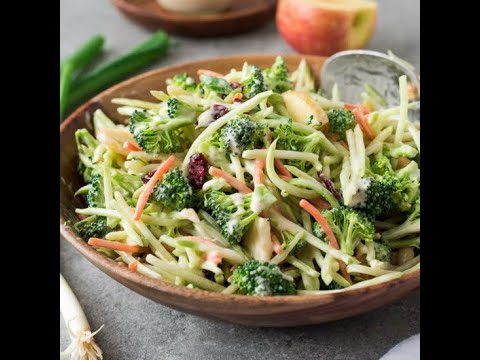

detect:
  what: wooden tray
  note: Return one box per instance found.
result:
[111,0,277,37]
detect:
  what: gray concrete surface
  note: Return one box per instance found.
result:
[60,1,420,358]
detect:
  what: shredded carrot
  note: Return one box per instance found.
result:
[299,199,352,284]
[209,166,252,193]
[271,233,283,254]
[233,93,243,102]
[206,251,222,266]
[230,265,237,272]
[88,238,146,253]
[309,197,332,210]
[253,159,265,186]
[344,103,358,111]
[339,140,349,150]
[274,159,293,179]
[123,140,141,152]
[299,200,338,248]
[133,155,176,220]
[197,69,224,78]
[128,261,138,272]
[352,107,375,140]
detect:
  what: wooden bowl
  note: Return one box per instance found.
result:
[60,54,420,327]
[110,0,277,37]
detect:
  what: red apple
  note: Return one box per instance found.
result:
[276,0,378,56]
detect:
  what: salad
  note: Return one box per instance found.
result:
[72,56,420,296]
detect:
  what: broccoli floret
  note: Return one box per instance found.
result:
[219,115,264,156]
[198,75,232,98]
[373,241,392,262]
[204,185,277,244]
[327,108,356,141]
[370,153,394,177]
[272,119,325,171]
[232,260,296,296]
[129,110,194,154]
[75,129,100,182]
[312,207,375,255]
[153,168,195,211]
[74,215,113,240]
[392,176,420,213]
[241,64,267,99]
[166,98,196,120]
[86,172,105,208]
[263,56,292,93]
[382,197,420,242]
[368,154,420,214]
[168,73,197,91]
[350,177,398,219]
[280,231,307,256]
[389,236,420,249]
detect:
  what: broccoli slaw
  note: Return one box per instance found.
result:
[72,56,420,296]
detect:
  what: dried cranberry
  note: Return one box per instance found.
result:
[188,153,209,189]
[211,104,229,120]
[230,82,243,90]
[141,171,156,184]
[233,98,243,104]
[318,171,342,202]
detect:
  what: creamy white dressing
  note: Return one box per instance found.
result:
[223,131,242,155]
[196,108,215,128]
[250,188,263,214]
[225,218,240,235]
[350,178,371,207]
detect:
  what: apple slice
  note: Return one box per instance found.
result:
[276,0,378,56]
[282,90,329,127]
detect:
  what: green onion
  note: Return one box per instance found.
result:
[60,35,105,120]
[67,31,170,109]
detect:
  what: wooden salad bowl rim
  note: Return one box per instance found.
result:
[60,54,420,326]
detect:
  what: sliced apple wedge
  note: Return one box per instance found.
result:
[243,217,272,261]
[282,90,329,127]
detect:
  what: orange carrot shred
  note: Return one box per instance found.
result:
[274,159,292,179]
[128,261,138,272]
[344,103,358,111]
[133,155,176,220]
[209,166,252,193]
[233,93,243,101]
[123,140,142,152]
[88,238,145,253]
[253,159,265,186]
[299,200,338,248]
[352,107,375,140]
[197,69,224,78]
